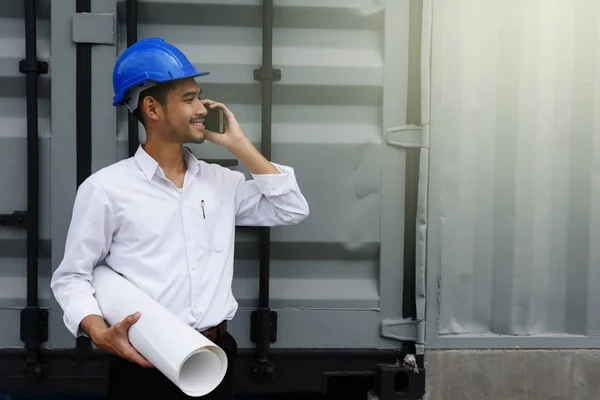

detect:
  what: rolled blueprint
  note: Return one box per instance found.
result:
[91,265,227,397]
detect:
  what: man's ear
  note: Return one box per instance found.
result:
[142,96,161,122]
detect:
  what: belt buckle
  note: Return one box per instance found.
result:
[202,328,215,341]
[201,322,222,342]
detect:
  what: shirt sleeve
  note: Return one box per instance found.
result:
[232,162,310,226]
[50,179,114,337]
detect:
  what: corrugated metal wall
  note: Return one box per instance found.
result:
[0,0,51,348]
[425,0,600,348]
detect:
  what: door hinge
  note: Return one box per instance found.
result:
[250,309,278,344]
[19,60,48,74]
[384,124,429,149]
[20,307,49,347]
[381,318,424,344]
[0,211,28,229]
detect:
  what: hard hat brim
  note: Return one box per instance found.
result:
[113,71,210,107]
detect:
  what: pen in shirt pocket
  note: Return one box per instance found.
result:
[201,200,206,218]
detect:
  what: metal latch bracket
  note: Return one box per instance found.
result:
[381,318,424,344]
[384,124,429,149]
[72,12,116,45]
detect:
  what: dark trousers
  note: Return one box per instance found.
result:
[105,331,238,400]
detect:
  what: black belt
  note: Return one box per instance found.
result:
[199,321,227,342]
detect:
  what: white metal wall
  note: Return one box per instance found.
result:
[425,0,600,348]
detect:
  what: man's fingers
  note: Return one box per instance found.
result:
[117,312,140,331]
[212,102,231,115]
[203,130,218,141]
[202,99,233,117]
[124,347,153,368]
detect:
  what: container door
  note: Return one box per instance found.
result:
[112,0,418,350]
[46,0,420,351]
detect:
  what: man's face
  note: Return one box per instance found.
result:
[159,78,208,144]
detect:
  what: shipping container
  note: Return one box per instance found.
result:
[0,0,425,399]
[1,0,599,399]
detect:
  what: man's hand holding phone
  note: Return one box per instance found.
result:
[200,98,280,175]
[201,99,247,151]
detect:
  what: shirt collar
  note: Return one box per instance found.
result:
[134,145,202,181]
[183,146,201,176]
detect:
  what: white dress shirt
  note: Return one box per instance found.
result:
[50,145,309,337]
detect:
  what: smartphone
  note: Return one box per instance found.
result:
[204,106,225,133]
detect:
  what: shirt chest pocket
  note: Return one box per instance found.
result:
[186,195,234,253]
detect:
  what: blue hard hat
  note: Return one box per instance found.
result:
[112,37,209,107]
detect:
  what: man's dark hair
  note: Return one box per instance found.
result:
[132,81,176,127]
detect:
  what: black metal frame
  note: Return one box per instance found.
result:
[127,0,139,157]
[249,0,282,381]
[0,348,425,399]
[73,0,95,357]
[21,0,48,378]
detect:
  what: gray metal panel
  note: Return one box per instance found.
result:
[91,0,118,173]
[0,140,52,241]
[0,310,25,349]
[229,309,392,349]
[0,0,53,349]
[47,0,117,349]
[109,0,409,349]
[379,0,410,322]
[49,0,79,350]
[414,0,429,353]
[0,258,52,279]
[425,0,600,348]
[0,277,52,310]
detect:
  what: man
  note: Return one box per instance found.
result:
[50,37,309,399]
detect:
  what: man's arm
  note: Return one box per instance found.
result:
[229,137,280,175]
[229,137,309,225]
[201,99,310,226]
[80,315,109,338]
[50,179,113,337]
[51,179,153,367]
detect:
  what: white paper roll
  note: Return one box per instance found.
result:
[91,265,228,397]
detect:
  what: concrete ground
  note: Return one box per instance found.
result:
[424,349,600,400]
